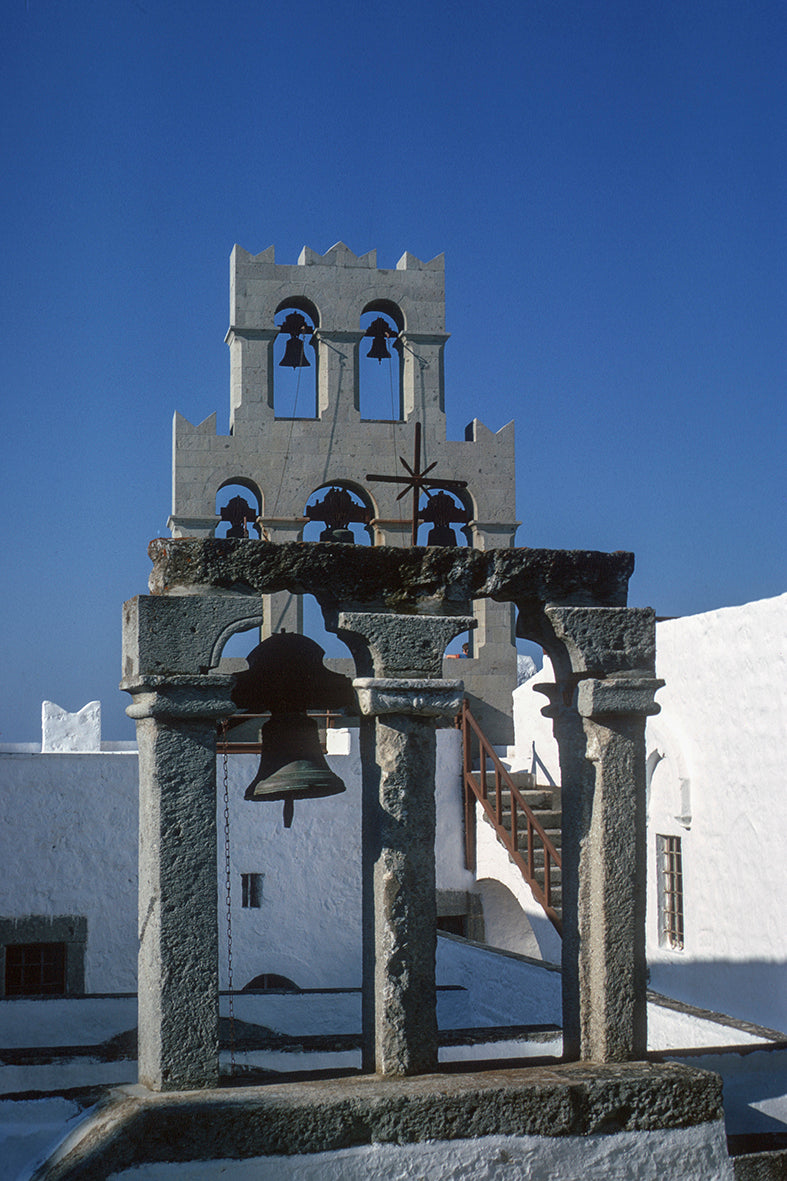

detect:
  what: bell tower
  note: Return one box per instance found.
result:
[168,241,519,741]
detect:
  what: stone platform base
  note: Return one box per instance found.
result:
[37,1061,726,1180]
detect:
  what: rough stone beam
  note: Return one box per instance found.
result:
[147,539,634,610]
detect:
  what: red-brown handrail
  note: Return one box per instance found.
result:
[461,699,562,934]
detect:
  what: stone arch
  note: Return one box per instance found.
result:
[274,299,319,418]
[359,302,403,421]
[216,478,263,538]
[303,480,375,545]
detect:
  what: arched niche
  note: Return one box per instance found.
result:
[646,726,692,830]
[274,298,319,419]
[360,303,403,421]
[303,481,375,545]
[216,479,263,539]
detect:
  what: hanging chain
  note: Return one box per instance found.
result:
[221,721,236,1076]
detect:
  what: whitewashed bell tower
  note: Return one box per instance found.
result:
[168,241,519,740]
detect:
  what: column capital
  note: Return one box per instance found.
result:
[545,606,657,676]
[121,674,236,722]
[354,677,463,718]
[577,675,664,720]
[336,611,475,678]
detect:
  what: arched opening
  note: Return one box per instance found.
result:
[303,481,374,545]
[516,637,544,685]
[241,973,300,993]
[274,299,319,419]
[415,485,472,547]
[444,627,474,660]
[216,479,262,538]
[360,303,402,421]
[475,878,545,959]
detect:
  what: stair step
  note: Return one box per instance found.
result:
[501,808,562,830]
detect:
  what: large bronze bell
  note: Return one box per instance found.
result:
[244,712,345,827]
[231,632,355,828]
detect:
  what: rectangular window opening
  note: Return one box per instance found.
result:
[657,834,684,950]
[5,942,67,996]
[241,873,263,909]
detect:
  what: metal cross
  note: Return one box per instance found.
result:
[366,422,468,546]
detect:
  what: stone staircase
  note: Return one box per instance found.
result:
[485,767,563,927]
[461,700,564,932]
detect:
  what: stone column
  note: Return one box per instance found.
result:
[313,329,362,421]
[124,676,236,1091]
[121,593,257,1091]
[336,612,473,1076]
[540,607,663,1063]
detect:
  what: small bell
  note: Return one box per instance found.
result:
[278,311,311,368]
[365,316,395,363]
[231,632,355,827]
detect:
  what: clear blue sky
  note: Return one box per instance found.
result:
[2,0,784,740]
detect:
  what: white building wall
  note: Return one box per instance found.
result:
[220,727,472,990]
[509,594,787,1034]
[0,720,471,998]
[647,593,787,1031]
[0,751,138,994]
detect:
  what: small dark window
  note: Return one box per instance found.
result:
[241,873,263,909]
[437,915,467,937]
[5,942,67,996]
[657,835,684,950]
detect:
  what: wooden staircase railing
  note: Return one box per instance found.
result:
[461,699,562,934]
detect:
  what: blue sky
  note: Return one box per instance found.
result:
[1,0,784,740]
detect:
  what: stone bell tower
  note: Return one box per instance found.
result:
[168,242,519,741]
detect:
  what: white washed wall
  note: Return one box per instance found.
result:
[509,594,787,1034]
[218,727,470,991]
[0,751,138,994]
[647,594,787,1031]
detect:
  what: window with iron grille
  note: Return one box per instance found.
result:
[241,873,263,909]
[657,834,684,950]
[5,942,67,996]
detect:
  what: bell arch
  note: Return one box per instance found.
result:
[303,480,375,545]
[216,478,262,538]
[359,303,402,421]
[274,300,319,418]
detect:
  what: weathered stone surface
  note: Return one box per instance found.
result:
[337,611,475,677]
[122,679,237,1092]
[372,714,439,1075]
[147,539,633,611]
[35,1062,724,1179]
[123,595,263,679]
[354,678,464,718]
[578,676,665,718]
[545,605,657,675]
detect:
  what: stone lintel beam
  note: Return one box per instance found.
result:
[146,539,634,613]
[122,675,237,1093]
